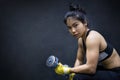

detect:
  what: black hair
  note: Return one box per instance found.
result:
[64,4,88,25]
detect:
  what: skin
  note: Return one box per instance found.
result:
[66,17,120,74]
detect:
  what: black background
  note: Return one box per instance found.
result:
[0,0,120,80]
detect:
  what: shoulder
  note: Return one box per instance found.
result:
[89,30,101,37]
[87,30,102,40]
[86,30,101,46]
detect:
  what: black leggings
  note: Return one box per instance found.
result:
[73,67,120,80]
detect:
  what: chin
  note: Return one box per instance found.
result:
[75,36,81,39]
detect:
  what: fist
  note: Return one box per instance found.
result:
[55,63,70,75]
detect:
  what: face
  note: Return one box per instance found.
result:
[66,17,87,39]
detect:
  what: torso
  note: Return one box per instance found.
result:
[101,49,120,69]
[81,30,120,69]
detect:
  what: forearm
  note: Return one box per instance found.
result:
[70,64,96,74]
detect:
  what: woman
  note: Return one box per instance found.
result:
[55,4,120,80]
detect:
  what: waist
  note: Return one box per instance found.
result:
[98,50,120,69]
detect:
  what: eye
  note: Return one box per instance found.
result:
[73,23,78,28]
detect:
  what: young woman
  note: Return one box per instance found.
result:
[55,4,120,80]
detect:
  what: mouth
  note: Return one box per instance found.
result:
[73,34,79,38]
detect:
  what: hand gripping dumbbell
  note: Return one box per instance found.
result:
[46,55,70,79]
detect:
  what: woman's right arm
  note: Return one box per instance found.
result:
[74,39,84,67]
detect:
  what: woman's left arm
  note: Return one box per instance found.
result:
[70,34,100,74]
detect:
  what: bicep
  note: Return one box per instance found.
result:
[86,38,100,69]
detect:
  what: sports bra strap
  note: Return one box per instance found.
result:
[86,29,92,38]
[82,29,92,53]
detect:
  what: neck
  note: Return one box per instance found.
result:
[82,28,89,41]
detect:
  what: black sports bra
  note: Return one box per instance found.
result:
[82,30,113,62]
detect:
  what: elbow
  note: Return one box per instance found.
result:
[89,68,96,74]
[86,63,97,74]
[87,66,96,74]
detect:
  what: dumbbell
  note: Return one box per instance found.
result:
[46,55,59,68]
[46,55,71,79]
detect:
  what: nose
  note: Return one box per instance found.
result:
[71,28,76,33]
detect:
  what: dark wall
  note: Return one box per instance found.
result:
[0,0,120,80]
